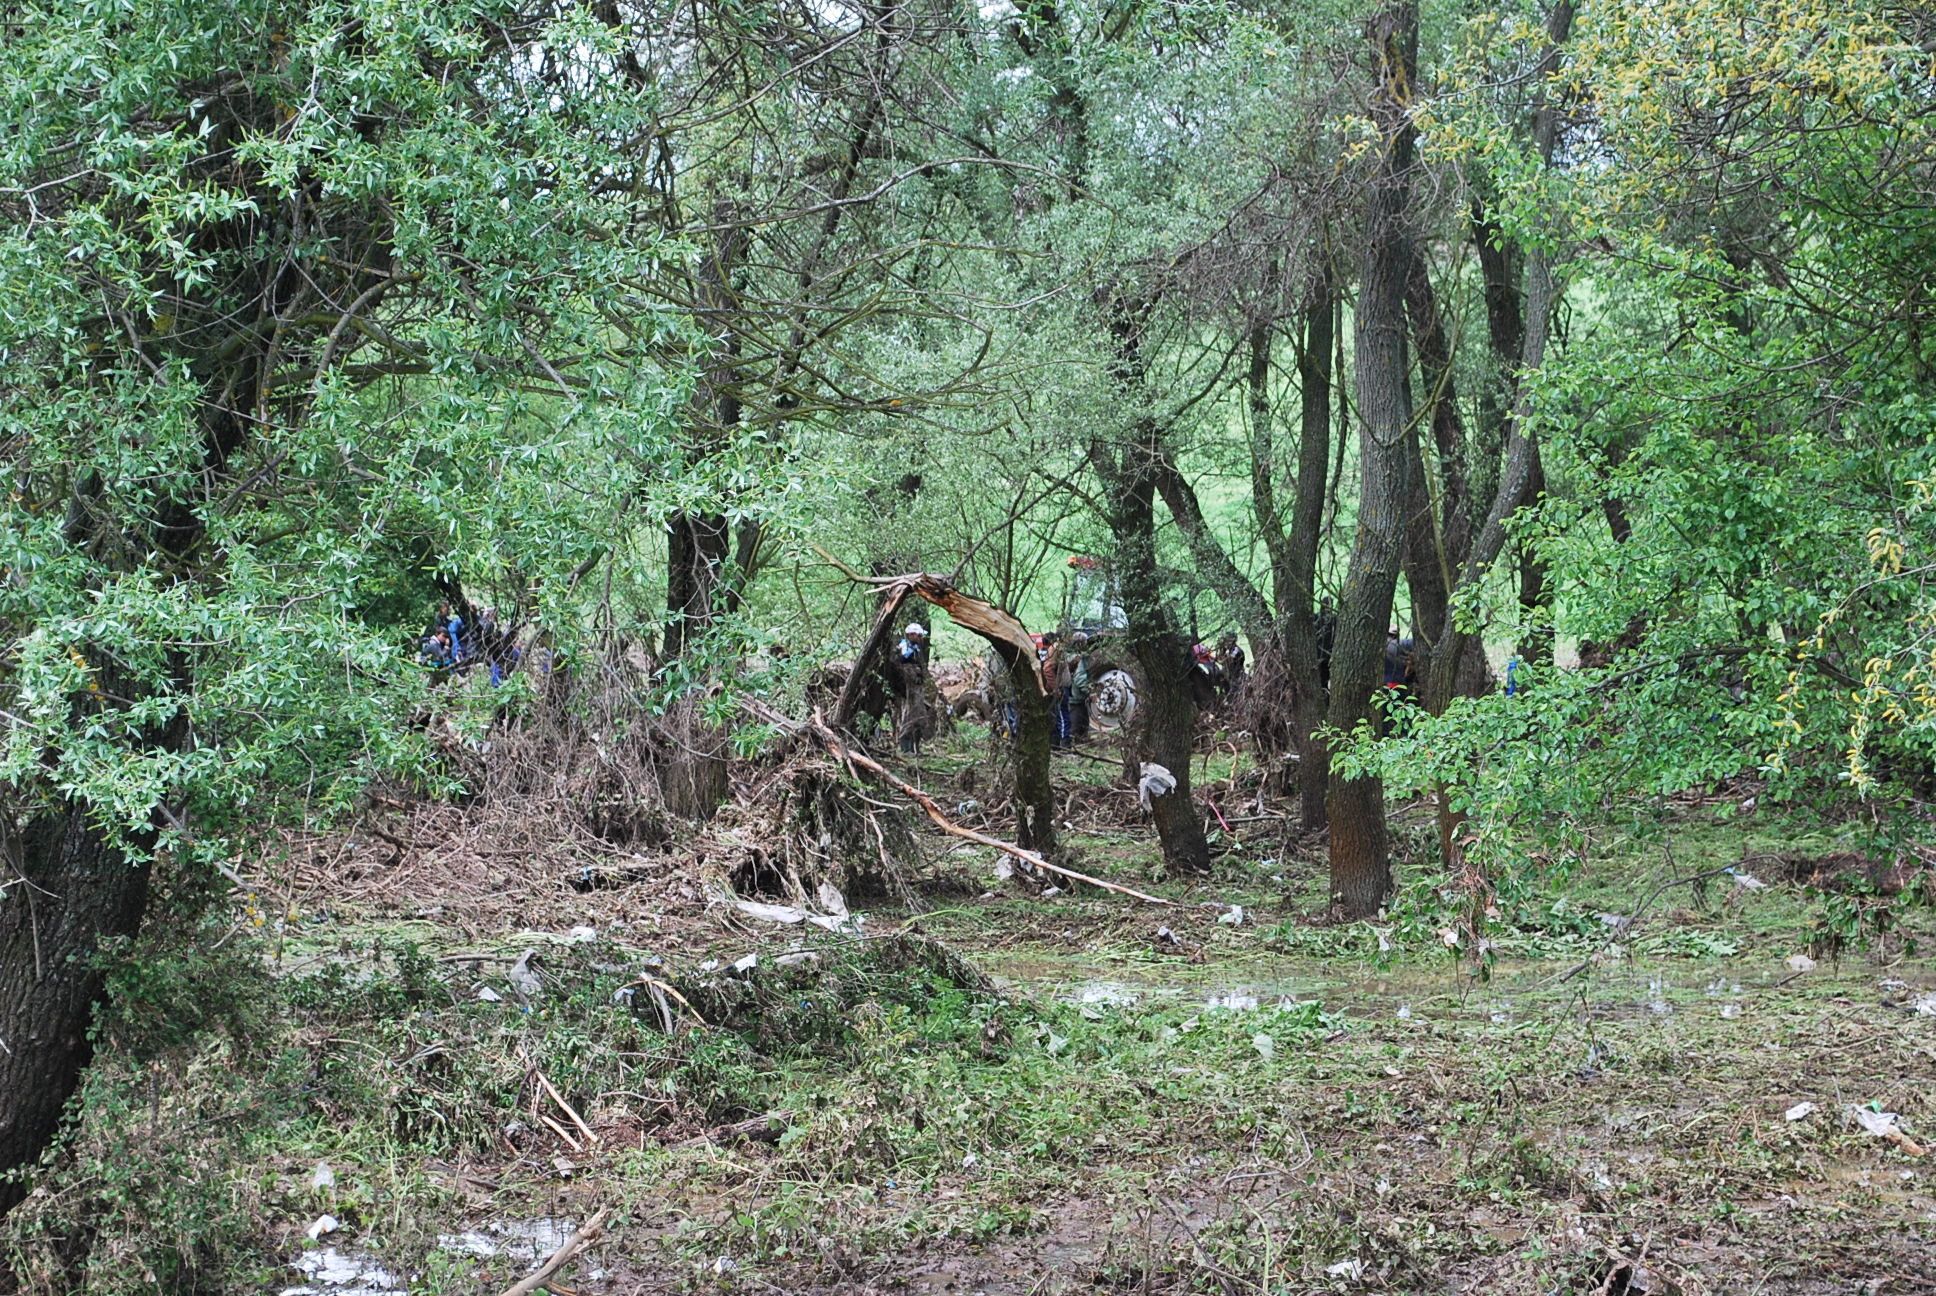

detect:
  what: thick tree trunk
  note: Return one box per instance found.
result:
[666,510,731,659]
[1326,0,1419,919]
[666,209,749,663]
[0,805,152,1216]
[997,641,1057,852]
[1090,430,1212,876]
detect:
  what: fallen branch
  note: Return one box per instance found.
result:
[539,1112,583,1152]
[538,1071,600,1146]
[808,710,1170,906]
[498,1207,609,1296]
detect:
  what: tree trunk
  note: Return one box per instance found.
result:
[995,640,1057,852]
[666,209,748,662]
[1326,0,1419,919]
[0,805,152,1216]
[841,576,1057,854]
[1281,276,1336,831]
[1089,429,1213,876]
[1516,444,1554,670]
[666,510,731,659]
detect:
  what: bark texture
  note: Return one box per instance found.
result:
[0,807,151,1216]
[1326,0,1420,919]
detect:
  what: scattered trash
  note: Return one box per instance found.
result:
[283,1246,398,1295]
[552,1156,577,1177]
[776,951,819,968]
[1912,993,1936,1016]
[1852,1107,1928,1155]
[1155,925,1183,949]
[732,952,759,974]
[311,1162,335,1191]
[1786,953,1817,973]
[1079,1003,1104,1020]
[992,859,1014,881]
[1374,1178,1392,1196]
[1041,886,1063,898]
[611,986,635,1005]
[306,1214,340,1240]
[1785,1102,1815,1121]
[1395,1005,1412,1020]
[1720,1003,1741,1019]
[733,900,805,924]
[1043,1030,1069,1056]
[1137,762,1177,811]
[962,1152,978,1168]
[732,899,854,931]
[1251,1032,1275,1061]
[1324,1257,1365,1280]
[712,1256,738,1275]
[1373,927,1393,953]
[816,882,849,916]
[475,985,503,1003]
[567,925,597,942]
[1733,871,1767,891]
[1438,927,1460,948]
[1218,905,1245,926]
[507,950,541,1002]
[438,1218,575,1265]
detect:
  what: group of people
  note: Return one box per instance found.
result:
[417,602,520,683]
[1038,630,1095,748]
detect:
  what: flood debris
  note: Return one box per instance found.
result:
[1851,1107,1928,1155]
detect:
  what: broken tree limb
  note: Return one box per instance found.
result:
[834,582,912,729]
[499,1207,609,1296]
[807,710,1170,906]
[812,559,1056,848]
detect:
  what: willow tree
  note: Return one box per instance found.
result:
[0,0,695,1213]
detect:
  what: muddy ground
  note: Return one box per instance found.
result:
[8,728,1934,1296]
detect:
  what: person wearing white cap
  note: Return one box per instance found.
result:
[891,622,932,754]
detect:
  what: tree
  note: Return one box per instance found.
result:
[0,0,696,1213]
[1322,0,1419,918]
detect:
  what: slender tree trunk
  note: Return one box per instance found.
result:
[1281,276,1336,831]
[1516,445,1554,670]
[0,808,151,1216]
[1326,0,1420,919]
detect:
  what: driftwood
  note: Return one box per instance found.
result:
[498,1207,609,1296]
[807,711,1169,906]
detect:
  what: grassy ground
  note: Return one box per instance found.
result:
[7,729,1934,1295]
